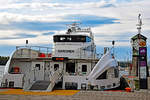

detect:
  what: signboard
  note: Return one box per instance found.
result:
[52,57,68,61]
[140,67,147,79]
[139,47,148,89]
[139,47,146,56]
[139,47,147,79]
[140,61,146,66]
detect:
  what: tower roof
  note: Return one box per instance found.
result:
[131,33,147,40]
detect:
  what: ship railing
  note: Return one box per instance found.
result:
[15,46,53,58]
[50,69,63,82]
[78,48,98,59]
[0,70,4,84]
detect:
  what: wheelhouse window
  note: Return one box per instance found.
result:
[54,35,91,42]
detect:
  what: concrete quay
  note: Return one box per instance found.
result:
[0,90,150,100]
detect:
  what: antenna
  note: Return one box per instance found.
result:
[137,14,143,34]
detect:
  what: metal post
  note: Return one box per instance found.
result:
[112,40,115,57]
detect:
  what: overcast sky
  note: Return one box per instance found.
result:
[0,0,150,61]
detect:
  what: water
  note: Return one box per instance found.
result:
[119,70,129,76]
[0,65,5,83]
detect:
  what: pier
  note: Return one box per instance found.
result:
[0,90,150,100]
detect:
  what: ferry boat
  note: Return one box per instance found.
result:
[0,23,120,91]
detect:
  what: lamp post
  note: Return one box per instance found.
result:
[112,40,115,57]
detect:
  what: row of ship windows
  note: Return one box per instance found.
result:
[35,63,88,73]
[9,63,88,74]
[54,35,91,42]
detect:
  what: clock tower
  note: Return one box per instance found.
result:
[130,14,148,89]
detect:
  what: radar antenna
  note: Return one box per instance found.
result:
[66,22,81,33]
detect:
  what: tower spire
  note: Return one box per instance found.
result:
[137,14,142,34]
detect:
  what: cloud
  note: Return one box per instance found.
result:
[42,32,55,35]
[0,0,149,50]
[0,33,37,40]
[100,4,116,8]
[0,14,118,31]
[64,14,119,27]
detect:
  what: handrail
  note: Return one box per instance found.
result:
[16,45,53,53]
[15,46,53,58]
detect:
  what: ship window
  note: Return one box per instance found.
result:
[60,37,65,41]
[66,63,75,74]
[54,64,59,71]
[114,68,119,78]
[96,71,107,80]
[9,81,14,88]
[35,64,40,70]
[82,65,87,72]
[54,35,91,42]
[86,36,91,42]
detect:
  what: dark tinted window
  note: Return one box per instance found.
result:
[54,64,59,71]
[66,63,75,73]
[54,35,91,42]
[35,64,40,70]
[114,68,119,78]
[82,65,87,72]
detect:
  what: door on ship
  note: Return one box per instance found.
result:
[66,63,75,74]
[32,62,44,81]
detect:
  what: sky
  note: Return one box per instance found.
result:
[0,0,150,61]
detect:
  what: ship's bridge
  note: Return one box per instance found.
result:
[52,24,96,59]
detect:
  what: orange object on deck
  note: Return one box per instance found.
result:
[13,67,20,73]
[39,53,46,57]
[125,87,131,92]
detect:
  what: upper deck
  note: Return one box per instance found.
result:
[52,23,96,59]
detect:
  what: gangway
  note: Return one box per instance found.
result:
[87,51,118,85]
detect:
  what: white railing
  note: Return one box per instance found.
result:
[16,46,52,54]
[14,46,53,58]
[47,69,63,91]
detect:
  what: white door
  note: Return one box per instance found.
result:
[32,62,44,81]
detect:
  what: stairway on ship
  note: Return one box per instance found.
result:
[29,80,50,90]
[28,70,63,91]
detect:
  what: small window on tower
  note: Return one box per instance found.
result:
[82,65,87,72]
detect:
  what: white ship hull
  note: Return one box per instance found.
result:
[1,23,120,91]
